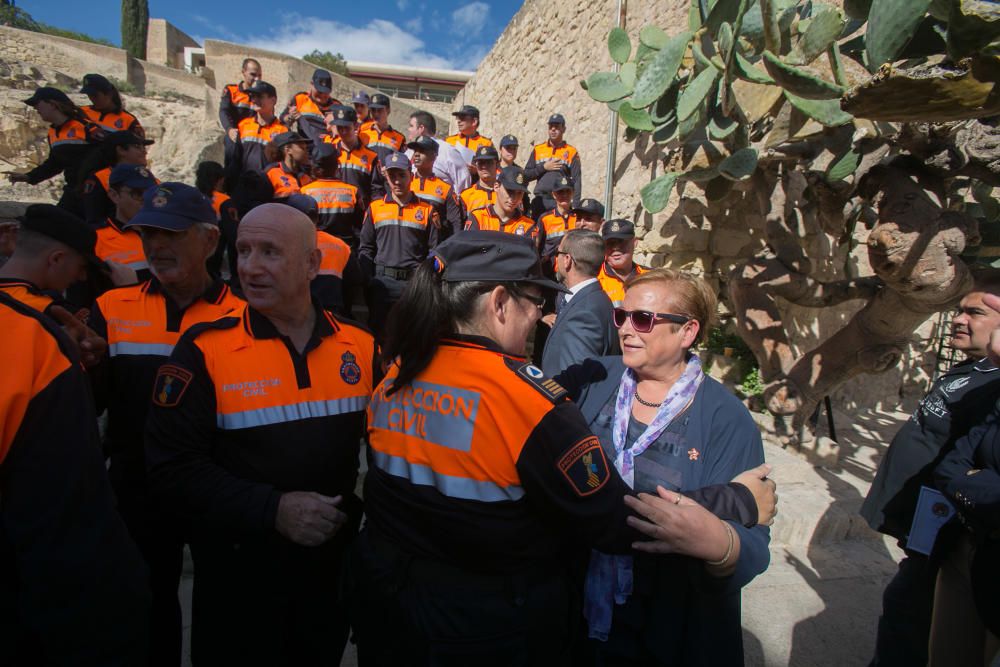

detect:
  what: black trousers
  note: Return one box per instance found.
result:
[367,274,407,343]
[870,551,938,667]
[189,538,350,666]
[346,527,577,667]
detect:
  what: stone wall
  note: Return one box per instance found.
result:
[146,18,200,70]
[203,40,449,137]
[461,0,938,412]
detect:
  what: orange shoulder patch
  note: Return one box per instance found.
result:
[557,435,610,497]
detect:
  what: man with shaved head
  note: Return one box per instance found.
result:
[146,202,378,665]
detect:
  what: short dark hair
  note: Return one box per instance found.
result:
[971,266,1000,294]
[242,58,261,71]
[562,230,604,277]
[195,161,225,196]
[409,110,436,135]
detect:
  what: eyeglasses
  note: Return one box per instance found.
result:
[612,308,690,333]
[507,285,546,309]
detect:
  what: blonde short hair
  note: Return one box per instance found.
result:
[625,268,717,345]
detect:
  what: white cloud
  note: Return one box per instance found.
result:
[450,2,490,37]
[395,0,409,10]
[242,16,455,69]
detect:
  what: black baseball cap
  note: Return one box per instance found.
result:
[312,142,341,162]
[551,174,574,192]
[407,135,439,154]
[80,73,114,95]
[574,198,605,217]
[327,105,358,126]
[286,194,318,216]
[311,68,333,93]
[383,152,411,171]
[432,231,568,293]
[499,134,518,148]
[351,91,371,105]
[472,145,499,162]
[498,166,528,192]
[127,182,217,231]
[602,219,636,240]
[270,131,312,149]
[19,204,98,261]
[105,130,154,147]
[23,86,72,107]
[548,113,566,125]
[109,164,157,190]
[452,105,480,118]
[247,81,277,97]
[369,93,390,109]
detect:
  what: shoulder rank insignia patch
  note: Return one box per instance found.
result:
[558,436,610,497]
[503,357,568,402]
[152,364,193,407]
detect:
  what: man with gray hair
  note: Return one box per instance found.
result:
[146,202,377,665]
[541,229,619,376]
[88,182,245,667]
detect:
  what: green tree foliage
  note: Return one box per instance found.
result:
[120,0,148,60]
[302,50,349,76]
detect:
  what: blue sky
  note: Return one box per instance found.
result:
[21,0,523,70]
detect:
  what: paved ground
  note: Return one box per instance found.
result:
[178,405,909,667]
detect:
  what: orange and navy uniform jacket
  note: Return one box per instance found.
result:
[144,302,377,550]
[219,83,255,133]
[459,182,496,218]
[236,115,289,176]
[445,132,493,154]
[81,105,144,137]
[0,292,150,664]
[363,334,638,572]
[598,261,649,306]
[264,162,313,200]
[523,140,583,203]
[301,178,366,241]
[0,277,61,316]
[359,195,438,275]
[24,118,100,193]
[280,92,341,144]
[465,204,541,251]
[88,278,243,489]
[360,123,406,162]
[95,217,150,281]
[81,166,114,226]
[411,174,463,238]
[312,230,359,314]
[538,207,578,261]
[321,136,386,207]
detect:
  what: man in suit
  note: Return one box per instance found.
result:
[541,229,619,376]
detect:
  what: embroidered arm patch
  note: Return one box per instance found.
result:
[502,357,568,403]
[152,364,193,408]
[557,435,610,497]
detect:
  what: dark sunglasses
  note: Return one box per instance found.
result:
[612,308,690,333]
[507,285,546,308]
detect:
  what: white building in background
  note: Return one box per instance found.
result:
[345,61,473,104]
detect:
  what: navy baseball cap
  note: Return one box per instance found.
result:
[383,152,411,171]
[127,183,217,231]
[19,204,98,261]
[432,231,567,293]
[407,136,439,154]
[311,68,333,93]
[80,73,114,95]
[247,80,277,97]
[472,145,499,162]
[105,130,154,147]
[271,131,312,149]
[109,164,157,190]
[452,105,480,118]
[602,219,636,240]
[369,93,390,109]
[23,86,72,107]
[498,166,528,193]
[574,198,605,217]
[499,134,518,148]
[548,113,566,125]
[286,194,318,216]
[312,142,341,162]
[351,91,371,105]
[552,174,574,192]
[328,105,358,126]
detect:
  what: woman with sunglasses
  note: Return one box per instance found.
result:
[557,267,774,666]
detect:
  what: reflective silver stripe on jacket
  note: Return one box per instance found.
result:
[371,449,525,502]
[373,218,425,231]
[217,395,369,430]
[108,342,174,357]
